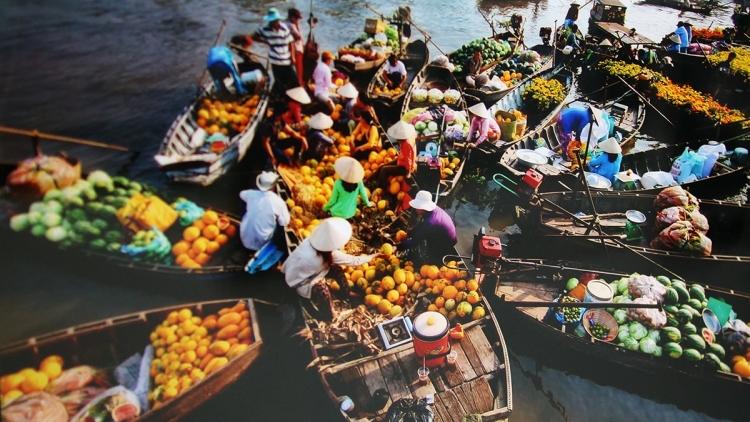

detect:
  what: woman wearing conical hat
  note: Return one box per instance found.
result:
[467,102,500,146]
[322,157,374,219]
[588,137,622,183]
[376,121,417,190]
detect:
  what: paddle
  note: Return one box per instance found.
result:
[614,75,676,128]
[197,20,227,93]
[0,126,131,152]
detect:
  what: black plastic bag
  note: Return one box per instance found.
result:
[385,398,434,422]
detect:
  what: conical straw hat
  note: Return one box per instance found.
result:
[286,86,311,104]
[337,82,359,99]
[468,102,489,119]
[309,217,352,252]
[334,156,365,183]
[598,137,622,154]
[387,120,417,139]
[588,104,606,128]
[307,112,333,130]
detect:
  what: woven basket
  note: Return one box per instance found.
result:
[582,309,619,342]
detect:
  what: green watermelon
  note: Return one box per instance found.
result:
[704,352,722,369]
[681,304,700,319]
[663,342,683,359]
[663,304,679,315]
[672,283,690,303]
[708,343,725,360]
[664,288,679,305]
[667,316,680,327]
[676,309,693,324]
[688,298,703,311]
[719,362,732,373]
[686,334,706,350]
[671,280,687,290]
[656,275,671,286]
[680,322,697,335]
[662,327,682,342]
[683,348,702,362]
[690,284,706,302]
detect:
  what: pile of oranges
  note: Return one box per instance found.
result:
[1,355,64,406]
[195,95,261,136]
[172,210,236,269]
[148,301,253,409]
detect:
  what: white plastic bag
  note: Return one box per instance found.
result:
[641,171,675,189]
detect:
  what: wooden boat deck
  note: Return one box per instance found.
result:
[494,281,556,321]
[321,315,510,422]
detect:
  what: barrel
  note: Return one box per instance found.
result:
[584,280,614,303]
[412,311,450,367]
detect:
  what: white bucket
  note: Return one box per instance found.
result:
[584,280,614,303]
[240,69,264,85]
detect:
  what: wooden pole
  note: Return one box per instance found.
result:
[0,126,130,152]
[198,20,228,90]
[615,75,676,128]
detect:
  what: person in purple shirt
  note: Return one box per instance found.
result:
[397,190,457,265]
[556,105,608,159]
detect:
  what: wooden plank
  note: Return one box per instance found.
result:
[429,365,448,393]
[453,343,478,382]
[396,349,436,399]
[361,359,390,416]
[442,346,467,388]
[466,326,501,375]
[459,329,486,377]
[340,366,375,419]
[379,354,413,403]
[463,376,495,414]
[437,389,467,422]
[431,392,452,422]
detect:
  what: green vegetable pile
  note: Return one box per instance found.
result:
[449,38,513,69]
[589,321,611,340]
[561,296,581,323]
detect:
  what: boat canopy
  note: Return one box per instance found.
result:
[594,22,657,45]
[590,0,627,24]
[207,46,244,95]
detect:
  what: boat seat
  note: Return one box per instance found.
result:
[609,103,628,124]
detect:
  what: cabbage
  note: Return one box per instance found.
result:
[45,226,67,242]
[28,211,43,225]
[29,201,47,214]
[629,321,648,340]
[413,89,428,103]
[31,224,47,237]
[45,200,63,215]
[624,336,639,350]
[415,121,427,132]
[444,89,461,105]
[427,121,438,132]
[427,88,443,104]
[42,212,62,228]
[617,325,630,343]
[647,329,661,343]
[653,346,663,357]
[639,337,657,354]
[10,214,30,232]
[614,309,629,324]
[617,277,630,295]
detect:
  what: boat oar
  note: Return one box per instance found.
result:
[198,20,228,91]
[227,43,271,64]
[496,294,663,310]
[0,125,130,152]
[614,75,676,128]
[476,7,497,38]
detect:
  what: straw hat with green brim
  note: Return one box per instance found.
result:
[307,112,333,130]
[256,171,278,191]
[309,217,352,252]
[263,8,282,22]
[337,83,358,99]
[468,102,490,119]
[588,105,606,128]
[409,190,437,212]
[286,86,311,104]
[387,120,417,139]
[598,137,622,154]
[334,156,365,184]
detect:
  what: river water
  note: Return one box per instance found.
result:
[0,0,739,420]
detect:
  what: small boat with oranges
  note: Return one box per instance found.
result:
[155,55,271,186]
[298,250,513,421]
[367,39,430,107]
[0,299,263,421]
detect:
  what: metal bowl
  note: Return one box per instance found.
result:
[584,172,612,190]
[702,308,721,335]
[626,210,647,224]
[516,149,547,168]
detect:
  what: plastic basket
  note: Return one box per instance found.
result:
[494,109,517,142]
[582,309,619,342]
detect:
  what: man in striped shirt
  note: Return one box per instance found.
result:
[253,8,300,95]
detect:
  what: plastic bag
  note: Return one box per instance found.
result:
[627,274,666,302]
[626,297,667,328]
[654,205,709,235]
[653,186,699,211]
[690,152,706,179]
[641,171,676,189]
[2,392,68,422]
[721,319,750,356]
[385,398,434,422]
[669,147,696,183]
[650,220,712,256]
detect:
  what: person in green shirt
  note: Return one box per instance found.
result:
[323,157,373,219]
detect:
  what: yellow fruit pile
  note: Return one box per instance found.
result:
[499,70,524,84]
[195,96,261,136]
[440,157,461,179]
[173,210,235,269]
[148,302,253,409]
[1,355,64,406]
[419,261,486,322]
[373,85,403,96]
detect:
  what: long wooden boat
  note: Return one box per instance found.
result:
[482,259,750,421]
[154,55,271,186]
[0,299,262,421]
[508,190,750,291]
[643,0,712,14]
[300,249,512,421]
[401,64,471,197]
[496,91,646,192]
[464,44,555,109]
[367,39,429,107]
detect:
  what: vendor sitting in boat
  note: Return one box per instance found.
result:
[587,137,622,183]
[382,54,407,90]
[467,102,500,146]
[262,87,311,166]
[322,157,373,219]
[556,105,609,160]
[281,217,383,318]
[335,83,359,132]
[239,171,290,252]
[397,190,457,266]
[303,112,334,162]
[464,48,483,88]
[377,121,417,191]
[349,109,381,161]
[564,0,581,29]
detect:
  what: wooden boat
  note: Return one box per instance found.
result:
[301,249,512,422]
[643,0,712,14]
[367,39,429,107]
[482,259,750,422]
[401,64,471,197]
[464,44,555,109]
[154,54,271,186]
[0,298,262,421]
[496,91,646,192]
[508,190,750,291]
[589,0,627,26]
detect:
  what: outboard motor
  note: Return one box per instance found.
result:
[471,227,502,270]
[539,27,552,46]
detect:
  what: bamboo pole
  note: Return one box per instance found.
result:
[0,126,130,152]
[198,20,227,89]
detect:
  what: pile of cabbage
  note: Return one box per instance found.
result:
[606,273,668,356]
[412,88,428,103]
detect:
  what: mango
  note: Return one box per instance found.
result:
[209,340,231,356]
[217,312,241,328]
[227,344,249,360]
[204,357,228,375]
[216,324,240,340]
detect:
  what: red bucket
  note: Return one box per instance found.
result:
[412,311,450,367]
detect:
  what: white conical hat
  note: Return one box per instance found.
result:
[307,112,333,130]
[599,39,612,47]
[598,137,622,154]
[309,217,352,252]
[286,86,311,104]
[337,82,358,99]
[468,102,489,119]
[588,104,606,128]
[387,120,417,139]
[334,156,365,184]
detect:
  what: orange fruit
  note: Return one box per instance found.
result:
[40,361,62,380]
[202,225,220,240]
[435,296,446,308]
[386,290,399,302]
[224,225,236,237]
[194,253,211,266]
[206,241,220,254]
[202,210,219,225]
[183,226,200,242]
[467,279,479,292]
[192,238,208,254]
[442,285,458,300]
[216,234,229,245]
[172,240,191,256]
[20,371,48,394]
[192,220,206,231]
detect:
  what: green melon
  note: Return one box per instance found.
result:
[681,304,700,319]
[708,343,725,360]
[683,348,702,362]
[663,342,683,359]
[685,334,706,351]
[676,309,693,324]
[664,288,679,305]
[662,327,682,342]
[672,283,690,304]
[690,284,706,302]
[688,298,703,311]
[704,352,722,369]
[656,275,671,287]
[680,322,697,336]
[663,304,679,315]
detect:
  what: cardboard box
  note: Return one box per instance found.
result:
[364,19,386,34]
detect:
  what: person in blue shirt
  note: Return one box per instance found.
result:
[556,105,609,159]
[206,46,244,95]
[669,22,689,53]
[588,137,622,183]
